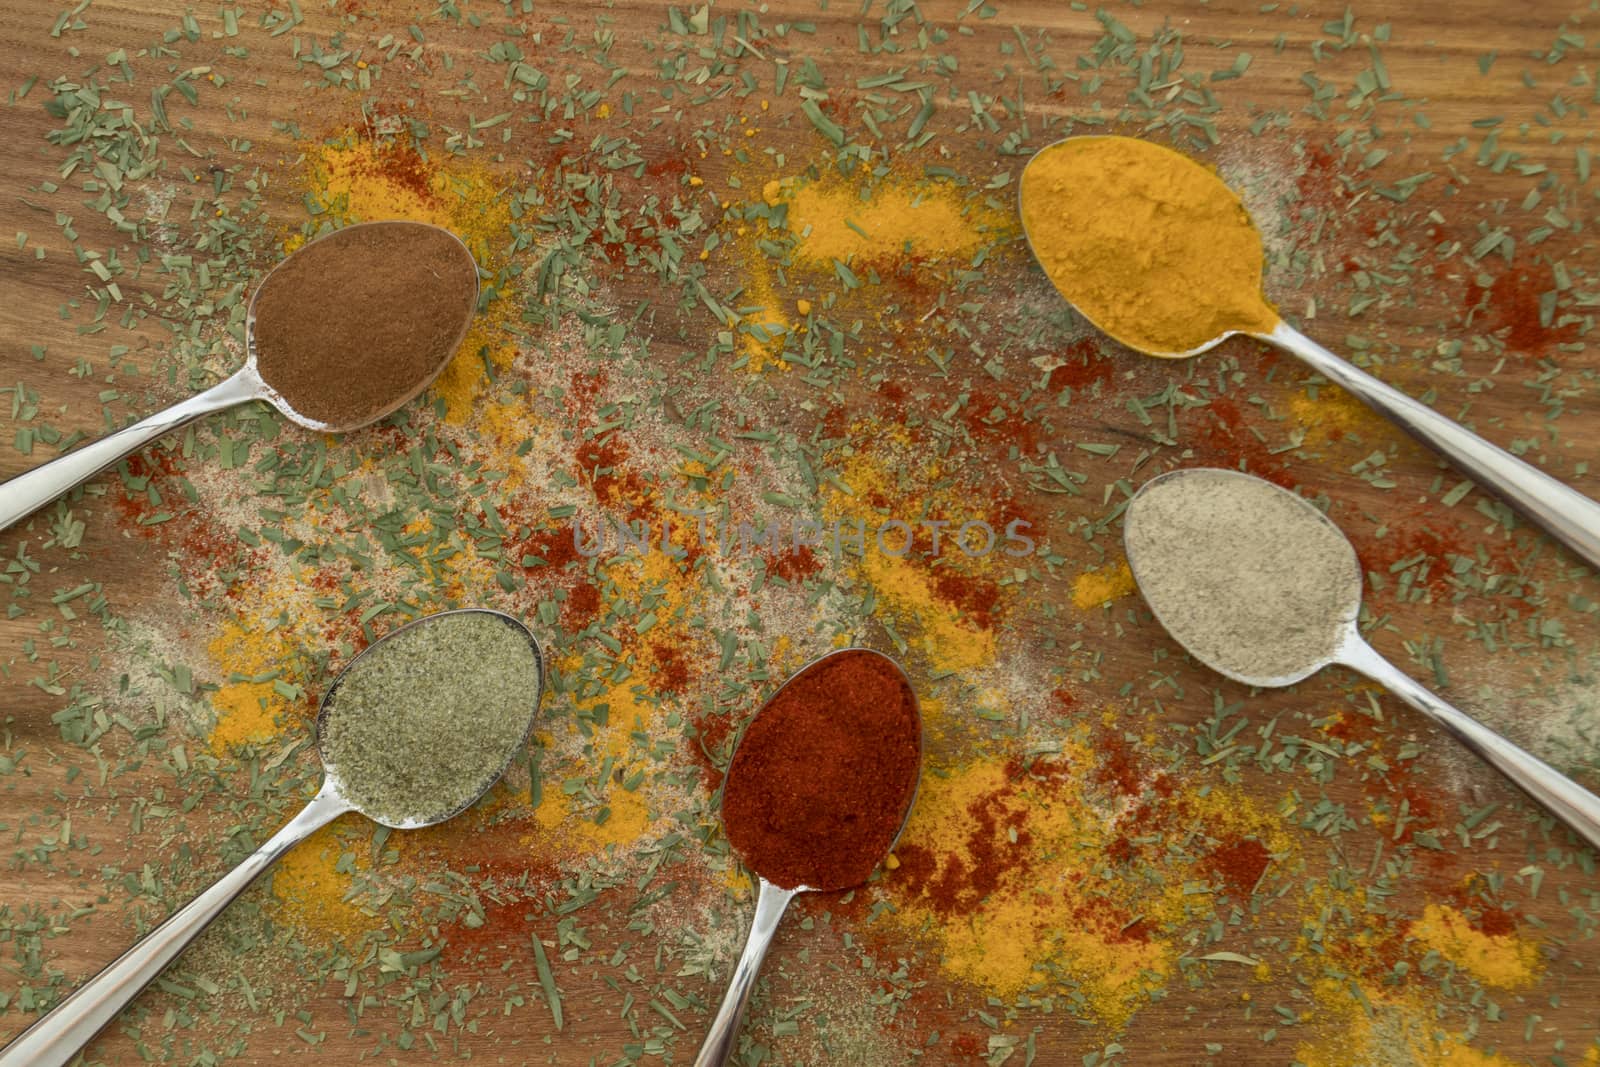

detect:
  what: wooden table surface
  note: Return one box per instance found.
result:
[2,0,1598,1064]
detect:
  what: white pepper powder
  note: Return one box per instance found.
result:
[1123,469,1361,685]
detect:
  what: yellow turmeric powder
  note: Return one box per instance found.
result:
[1019,136,1279,356]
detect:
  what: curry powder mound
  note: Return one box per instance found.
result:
[1020,135,1279,355]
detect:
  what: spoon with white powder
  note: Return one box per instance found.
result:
[1123,467,1600,853]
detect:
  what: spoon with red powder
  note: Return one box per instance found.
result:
[694,648,923,1067]
[0,220,478,534]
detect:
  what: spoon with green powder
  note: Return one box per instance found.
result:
[1123,467,1600,854]
[0,220,478,535]
[0,608,544,1067]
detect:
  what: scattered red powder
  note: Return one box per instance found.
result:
[643,155,689,180]
[951,1033,984,1057]
[1092,729,1144,799]
[1069,897,1150,944]
[364,138,439,204]
[1295,144,1346,208]
[1466,260,1577,355]
[511,525,581,570]
[766,544,823,583]
[818,402,849,441]
[962,387,1040,454]
[1473,907,1517,938]
[1347,510,1517,605]
[561,582,601,629]
[686,707,738,792]
[932,571,1004,629]
[1194,396,1294,489]
[1046,337,1117,392]
[895,762,1066,916]
[566,369,609,412]
[650,639,690,693]
[947,1036,985,1062]
[1206,838,1271,897]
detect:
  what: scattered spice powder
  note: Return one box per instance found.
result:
[319,611,542,825]
[1071,560,1136,609]
[1407,903,1542,989]
[1124,468,1360,683]
[252,221,478,429]
[1020,136,1279,355]
[721,649,921,890]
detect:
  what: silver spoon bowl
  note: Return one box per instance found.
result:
[1020,135,1600,573]
[693,647,923,1067]
[0,220,478,534]
[0,608,543,1067]
[1124,467,1600,853]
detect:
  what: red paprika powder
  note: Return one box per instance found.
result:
[720,649,922,891]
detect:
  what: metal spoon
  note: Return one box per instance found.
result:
[0,608,544,1067]
[693,648,923,1067]
[1020,135,1600,573]
[1123,467,1600,853]
[0,220,478,534]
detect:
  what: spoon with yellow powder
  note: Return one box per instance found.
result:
[1019,135,1600,572]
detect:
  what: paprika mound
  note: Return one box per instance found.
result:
[720,649,922,891]
[1019,135,1279,356]
[251,220,478,429]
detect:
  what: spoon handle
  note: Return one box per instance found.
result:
[1340,636,1600,854]
[0,786,349,1067]
[1264,321,1600,573]
[693,878,800,1067]
[0,368,264,535]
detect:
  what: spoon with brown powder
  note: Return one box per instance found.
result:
[0,220,478,534]
[1124,467,1600,853]
[0,608,544,1067]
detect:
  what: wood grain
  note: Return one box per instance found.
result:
[1,0,1597,1064]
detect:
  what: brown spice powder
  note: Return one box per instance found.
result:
[251,221,478,429]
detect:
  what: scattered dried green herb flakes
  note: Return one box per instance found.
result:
[2,0,1598,1064]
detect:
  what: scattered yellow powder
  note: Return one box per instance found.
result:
[1287,385,1382,446]
[1297,978,1527,1067]
[270,821,371,941]
[888,756,1176,1026]
[735,258,793,372]
[476,398,549,489]
[1071,561,1135,609]
[530,673,664,853]
[823,425,1005,676]
[862,551,995,673]
[771,173,1008,267]
[533,777,657,851]
[206,619,297,752]
[1408,903,1541,989]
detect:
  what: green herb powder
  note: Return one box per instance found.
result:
[319,612,541,825]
